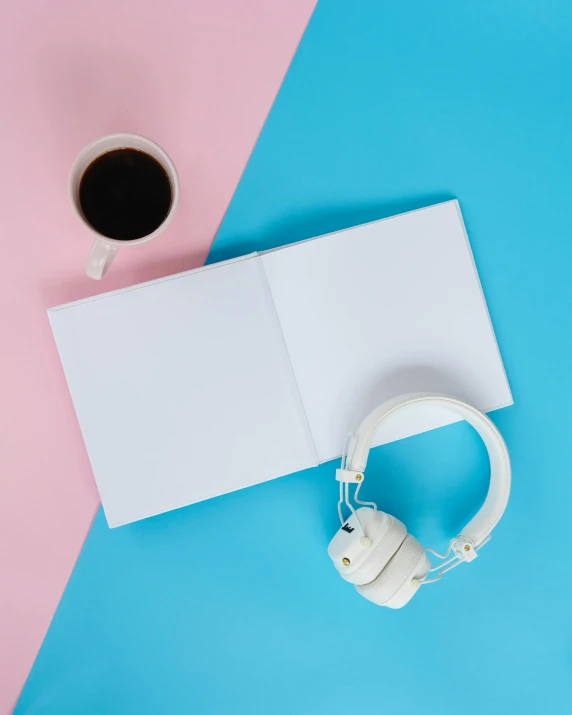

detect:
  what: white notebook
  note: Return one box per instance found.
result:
[49,201,512,526]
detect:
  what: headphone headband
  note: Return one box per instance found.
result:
[344,393,511,547]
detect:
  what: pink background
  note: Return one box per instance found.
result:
[0,1,316,711]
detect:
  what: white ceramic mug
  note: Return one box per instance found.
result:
[69,133,180,280]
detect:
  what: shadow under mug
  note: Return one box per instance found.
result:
[69,133,180,280]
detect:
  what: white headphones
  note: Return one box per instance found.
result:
[328,393,511,608]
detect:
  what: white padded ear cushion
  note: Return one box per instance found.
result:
[356,534,431,608]
[342,515,407,586]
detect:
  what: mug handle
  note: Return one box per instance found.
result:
[86,238,119,280]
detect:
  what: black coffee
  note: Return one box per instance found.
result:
[79,148,172,241]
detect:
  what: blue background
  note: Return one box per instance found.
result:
[17,1,572,713]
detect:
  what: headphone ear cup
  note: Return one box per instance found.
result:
[356,534,430,608]
[342,514,406,586]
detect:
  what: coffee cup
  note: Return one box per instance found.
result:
[69,133,180,279]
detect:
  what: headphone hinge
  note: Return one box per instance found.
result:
[336,469,364,483]
[453,538,478,562]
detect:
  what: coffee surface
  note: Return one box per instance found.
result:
[79,148,172,240]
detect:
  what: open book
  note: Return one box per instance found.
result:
[49,201,512,526]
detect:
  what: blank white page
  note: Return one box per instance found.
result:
[261,201,512,463]
[49,257,317,527]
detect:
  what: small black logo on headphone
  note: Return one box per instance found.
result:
[342,523,354,533]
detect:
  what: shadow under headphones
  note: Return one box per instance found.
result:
[328,393,511,608]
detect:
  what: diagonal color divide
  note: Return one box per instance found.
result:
[10,1,572,714]
[0,1,316,712]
